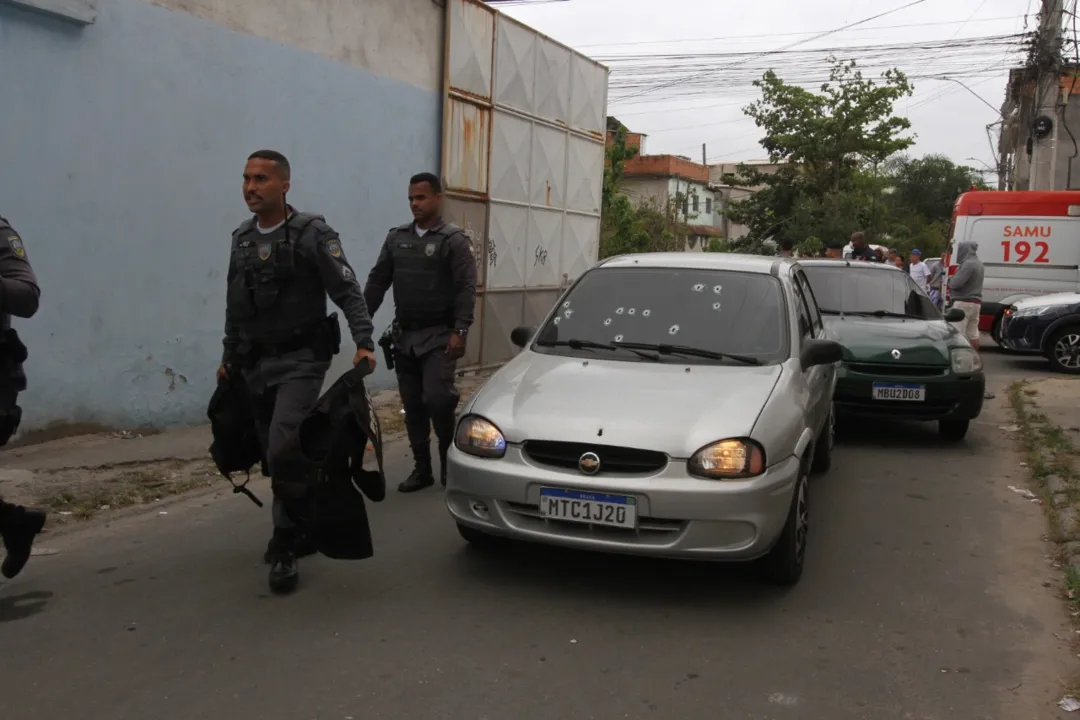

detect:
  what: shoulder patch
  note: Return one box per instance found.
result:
[325,238,343,258]
[7,235,25,259]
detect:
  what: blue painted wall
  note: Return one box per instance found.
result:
[0,0,440,431]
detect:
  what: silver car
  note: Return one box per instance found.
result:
[445,253,843,585]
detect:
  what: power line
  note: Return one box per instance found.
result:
[615,0,931,102]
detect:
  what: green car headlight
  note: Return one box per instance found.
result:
[950,347,983,374]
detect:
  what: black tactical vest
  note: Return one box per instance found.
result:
[389,222,461,331]
[226,213,329,343]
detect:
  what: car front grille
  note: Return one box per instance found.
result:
[846,362,948,378]
[522,441,668,474]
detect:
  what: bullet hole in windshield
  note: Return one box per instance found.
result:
[713,285,723,294]
[562,301,571,308]
[603,318,612,326]
[642,309,651,317]
[628,308,636,315]
[692,283,705,292]
[564,309,574,319]
[713,302,721,310]
[553,317,561,325]
[616,307,625,314]
[615,334,624,342]
[669,324,680,335]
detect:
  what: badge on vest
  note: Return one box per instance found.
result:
[342,265,355,282]
[6,236,24,259]
[326,238,343,258]
[424,242,436,257]
[257,243,272,261]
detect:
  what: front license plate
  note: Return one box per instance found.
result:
[539,487,638,529]
[872,382,926,401]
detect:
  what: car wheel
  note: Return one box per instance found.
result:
[760,462,808,586]
[1046,326,1080,375]
[938,418,970,442]
[456,522,503,549]
[810,403,834,474]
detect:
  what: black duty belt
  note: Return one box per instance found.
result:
[252,334,314,357]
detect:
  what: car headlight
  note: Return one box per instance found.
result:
[454,415,507,458]
[688,438,766,479]
[1016,305,1063,317]
[950,347,983,374]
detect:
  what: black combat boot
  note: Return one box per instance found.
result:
[439,440,451,488]
[398,453,435,493]
[0,501,47,579]
[266,529,300,595]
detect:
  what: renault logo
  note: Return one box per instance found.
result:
[578,452,601,475]
[891,349,902,360]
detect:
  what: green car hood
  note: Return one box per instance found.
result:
[822,315,960,365]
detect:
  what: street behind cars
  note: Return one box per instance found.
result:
[799,259,986,441]
[445,253,842,585]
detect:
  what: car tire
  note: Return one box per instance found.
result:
[1046,325,1080,375]
[938,418,969,442]
[810,404,834,474]
[456,522,503,549]
[760,462,808,586]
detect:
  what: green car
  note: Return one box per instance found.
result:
[799,259,985,441]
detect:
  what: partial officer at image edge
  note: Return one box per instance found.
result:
[0,215,46,579]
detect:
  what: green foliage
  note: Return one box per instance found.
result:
[599,128,694,258]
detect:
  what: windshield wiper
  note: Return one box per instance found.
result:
[819,309,920,319]
[537,338,660,361]
[611,341,762,366]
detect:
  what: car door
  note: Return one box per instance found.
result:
[793,269,834,434]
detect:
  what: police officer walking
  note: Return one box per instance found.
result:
[219,150,377,594]
[0,216,46,579]
[363,173,477,493]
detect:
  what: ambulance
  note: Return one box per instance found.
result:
[945,190,1080,344]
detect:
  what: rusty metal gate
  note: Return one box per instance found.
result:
[440,0,609,370]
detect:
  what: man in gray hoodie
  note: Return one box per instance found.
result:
[948,241,994,399]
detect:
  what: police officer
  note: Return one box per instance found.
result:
[219,150,377,594]
[363,173,478,493]
[0,216,46,579]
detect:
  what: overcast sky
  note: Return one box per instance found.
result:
[502,0,1038,176]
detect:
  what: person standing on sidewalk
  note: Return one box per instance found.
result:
[908,249,931,293]
[0,216,46,579]
[218,150,377,594]
[948,241,995,400]
[363,173,477,494]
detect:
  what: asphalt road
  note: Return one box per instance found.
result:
[0,346,1074,719]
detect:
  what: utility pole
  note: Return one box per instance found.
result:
[1030,0,1065,190]
[702,143,707,166]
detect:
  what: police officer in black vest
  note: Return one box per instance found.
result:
[364,173,478,493]
[220,150,377,594]
[0,216,46,579]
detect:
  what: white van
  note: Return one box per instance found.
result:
[946,190,1080,344]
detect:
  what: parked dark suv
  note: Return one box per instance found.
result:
[999,292,1080,374]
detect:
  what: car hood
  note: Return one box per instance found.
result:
[1014,291,1080,310]
[822,315,955,365]
[464,351,783,458]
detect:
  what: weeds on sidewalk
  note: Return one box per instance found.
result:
[1008,379,1080,616]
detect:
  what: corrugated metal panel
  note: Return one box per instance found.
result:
[444,98,490,195]
[442,0,607,371]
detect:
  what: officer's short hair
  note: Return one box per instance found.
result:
[409,172,442,194]
[248,149,291,180]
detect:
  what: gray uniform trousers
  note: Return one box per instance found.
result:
[395,327,459,458]
[242,348,329,529]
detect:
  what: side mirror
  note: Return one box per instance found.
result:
[510,325,536,349]
[800,338,844,368]
[944,308,965,322]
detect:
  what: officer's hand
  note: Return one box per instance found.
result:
[446,332,467,361]
[216,364,229,382]
[353,348,377,372]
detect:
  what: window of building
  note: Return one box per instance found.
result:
[706,198,713,214]
[692,194,699,213]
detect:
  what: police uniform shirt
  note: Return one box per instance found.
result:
[0,218,41,322]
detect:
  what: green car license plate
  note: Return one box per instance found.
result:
[872,382,925,401]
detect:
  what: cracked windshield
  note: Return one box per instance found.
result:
[2,0,1077,718]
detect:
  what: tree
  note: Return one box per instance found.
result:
[600,128,692,258]
[724,57,915,252]
[885,154,987,224]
